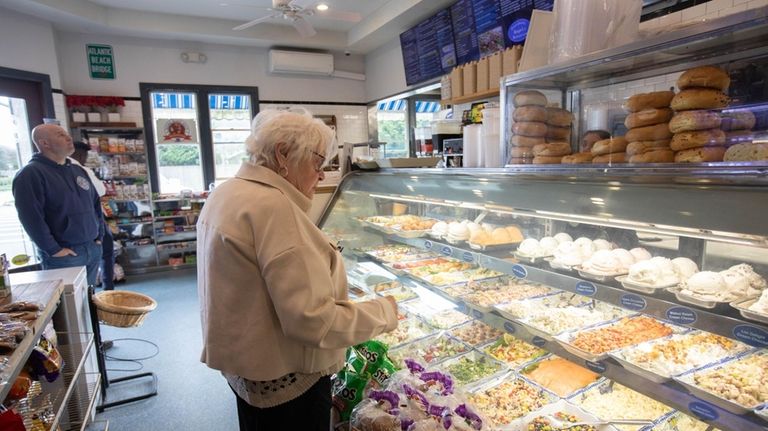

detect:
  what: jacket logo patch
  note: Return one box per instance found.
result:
[76,176,91,191]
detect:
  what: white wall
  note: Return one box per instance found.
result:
[55,32,367,102]
[364,38,409,103]
[0,8,62,88]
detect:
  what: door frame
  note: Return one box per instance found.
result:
[139,83,259,192]
[0,66,55,134]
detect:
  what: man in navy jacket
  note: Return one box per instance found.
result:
[13,124,104,286]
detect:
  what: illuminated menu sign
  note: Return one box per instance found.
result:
[450,0,480,65]
[401,9,457,86]
[499,0,534,46]
[472,0,504,57]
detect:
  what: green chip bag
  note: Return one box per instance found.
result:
[331,368,368,421]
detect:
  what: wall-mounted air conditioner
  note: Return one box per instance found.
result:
[269,49,334,76]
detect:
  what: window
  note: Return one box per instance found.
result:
[209,94,252,181]
[375,96,441,158]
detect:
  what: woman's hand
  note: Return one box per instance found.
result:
[384,295,398,314]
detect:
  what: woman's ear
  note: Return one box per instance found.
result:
[274,142,288,165]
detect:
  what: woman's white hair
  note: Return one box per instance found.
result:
[245,108,336,171]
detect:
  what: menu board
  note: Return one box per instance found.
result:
[533,0,554,11]
[472,0,505,57]
[401,9,457,86]
[499,0,534,46]
[450,0,480,65]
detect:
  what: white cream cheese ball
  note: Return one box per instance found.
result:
[593,239,613,251]
[539,236,559,254]
[671,257,698,280]
[683,271,725,294]
[611,248,635,269]
[630,247,652,262]
[518,238,543,257]
[554,232,573,244]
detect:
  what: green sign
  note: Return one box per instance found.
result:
[86,44,115,80]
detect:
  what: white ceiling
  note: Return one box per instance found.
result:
[0,0,456,54]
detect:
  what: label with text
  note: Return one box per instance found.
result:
[688,401,719,421]
[531,336,547,347]
[585,360,607,374]
[424,240,433,250]
[462,251,474,263]
[732,324,768,348]
[620,294,647,311]
[472,309,484,319]
[441,246,452,256]
[511,264,527,279]
[86,44,116,79]
[503,321,517,333]
[456,301,467,312]
[575,281,597,296]
[665,306,698,325]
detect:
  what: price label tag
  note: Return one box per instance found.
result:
[440,246,452,256]
[575,281,597,296]
[424,240,433,250]
[472,309,484,319]
[503,321,516,334]
[732,324,768,348]
[665,306,697,325]
[585,360,607,374]
[620,293,647,311]
[511,264,527,279]
[462,252,474,263]
[689,401,719,421]
[456,301,467,313]
[531,336,546,347]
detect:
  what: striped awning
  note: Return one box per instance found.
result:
[209,95,251,110]
[376,100,440,113]
[152,93,251,110]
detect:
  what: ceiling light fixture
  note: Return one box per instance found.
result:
[316,3,329,11]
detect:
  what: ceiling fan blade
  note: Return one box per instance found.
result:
[315,9,361,22]
[292,16,317,37]
[233,14,278,31]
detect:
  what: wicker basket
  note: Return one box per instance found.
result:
[93,290,157,328]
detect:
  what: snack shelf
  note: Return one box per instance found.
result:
[0,280,64,402]
[49,334,98,431]
[369,236,767,431]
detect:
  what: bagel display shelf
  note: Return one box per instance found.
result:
[93,290,157,327]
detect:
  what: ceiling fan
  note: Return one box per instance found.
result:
[232,0,362,38]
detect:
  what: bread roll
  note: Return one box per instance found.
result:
[592,152,627,164]
[628,149,675,163]
[508,157,533,164]
[582,130,611,152]
[625,123,673,142]
[720,110,756,131]
[624,108,674,129]
[725,130,754,147]
[509,146,535,158]
[670,129,726,151]
[626,140,671,156]
[677,66,730,91]
[511,135,545,147]
[624,91,675,112]
[505,226,524,242]
[546,125,571,140]
[532,155,562,164]
[512,121,547,137]
[724,143,768,161]
[674,146,726,163]
[545,108,574,127]
[562,152,593,164]
[491,227,512,243]
[670,88,730,111]
[669,110,722,133]
[513,90,547,107]
[533,142,571,156]
[513,105,547,122]
[591,136,628,156]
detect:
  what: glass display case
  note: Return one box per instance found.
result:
[499,6,768,165]
[319,167,768,431]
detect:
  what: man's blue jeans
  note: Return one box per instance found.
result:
[40,241,103,286]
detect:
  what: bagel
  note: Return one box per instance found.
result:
[725,130,754,147]
[626,140,671,156]
[591,136,628,156]
[533,142,572,157]
[674,146,726,163]
[624,91,675,112]
[562,152,593,164]
[677,66,730,91]
[724,143,768,161]
[720,110,756,131]
[532,155,562,164]
[670,129,726,151]
[625,123,673,142]
[513,105,547,123]
[513,90,547,107]
[628,149,675,163]
[545,125,571,140]
[671,88,730,111]
[592,152,627,164]
[545,108,574,127]
[512,121,547,137]
[624,108,674,129]
[669,110,722,133]
[508,157,533,164]
[511,135,545,147]
[509,146,536,158]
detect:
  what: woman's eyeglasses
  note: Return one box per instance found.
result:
[308,149,326,173]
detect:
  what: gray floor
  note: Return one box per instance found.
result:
[91,268,237,430]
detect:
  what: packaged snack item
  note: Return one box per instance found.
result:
[28,336,62,382]
[332,367,369,422]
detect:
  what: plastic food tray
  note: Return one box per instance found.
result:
[615,275,677,295]
[546,257,577,272]
[519,303,634,341]
[444,237,469,245]
[377,285,418,303]
[468,374,559,428]
[755,404,768,422]
[420,308,473,330]
[357,218,396,235]
[568,380,673,429]
[575,266,628,283]
[512,250,553,265]
[674,351,767,415]
[609,331,752,384]
[387,332,471,367]
[449,320,505,347]
[411,268,504,289]
[730,296,768,324]
[437,350,510,391]
[554,317,684,362]
[460,279,557,313]
[373,317,435,349]
[504,399,619,431]
[667,287,736,310]
[382,258,444,276]
[468,241,522,251]
[493,292,591,322]
[519,355,602,399]
[481,335,549,370]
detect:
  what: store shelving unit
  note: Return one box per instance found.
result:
[151,196,205,268]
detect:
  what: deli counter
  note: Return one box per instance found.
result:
[319,166,768,431]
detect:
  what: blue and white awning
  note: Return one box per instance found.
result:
[209,95,251,110]
[376,100,440,113]
[152,93,251,110]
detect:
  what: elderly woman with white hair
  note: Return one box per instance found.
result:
[197,109,398,430]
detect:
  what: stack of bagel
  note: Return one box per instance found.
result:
[509,90,549,164]
[669,66,731,163]
[722,108,761,161]
[623,90,675,163]
[536,107,574,164]
[591,136,628,164]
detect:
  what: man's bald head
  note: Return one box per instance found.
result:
[31,124,74,163]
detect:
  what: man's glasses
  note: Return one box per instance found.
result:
[308,149,326,173]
